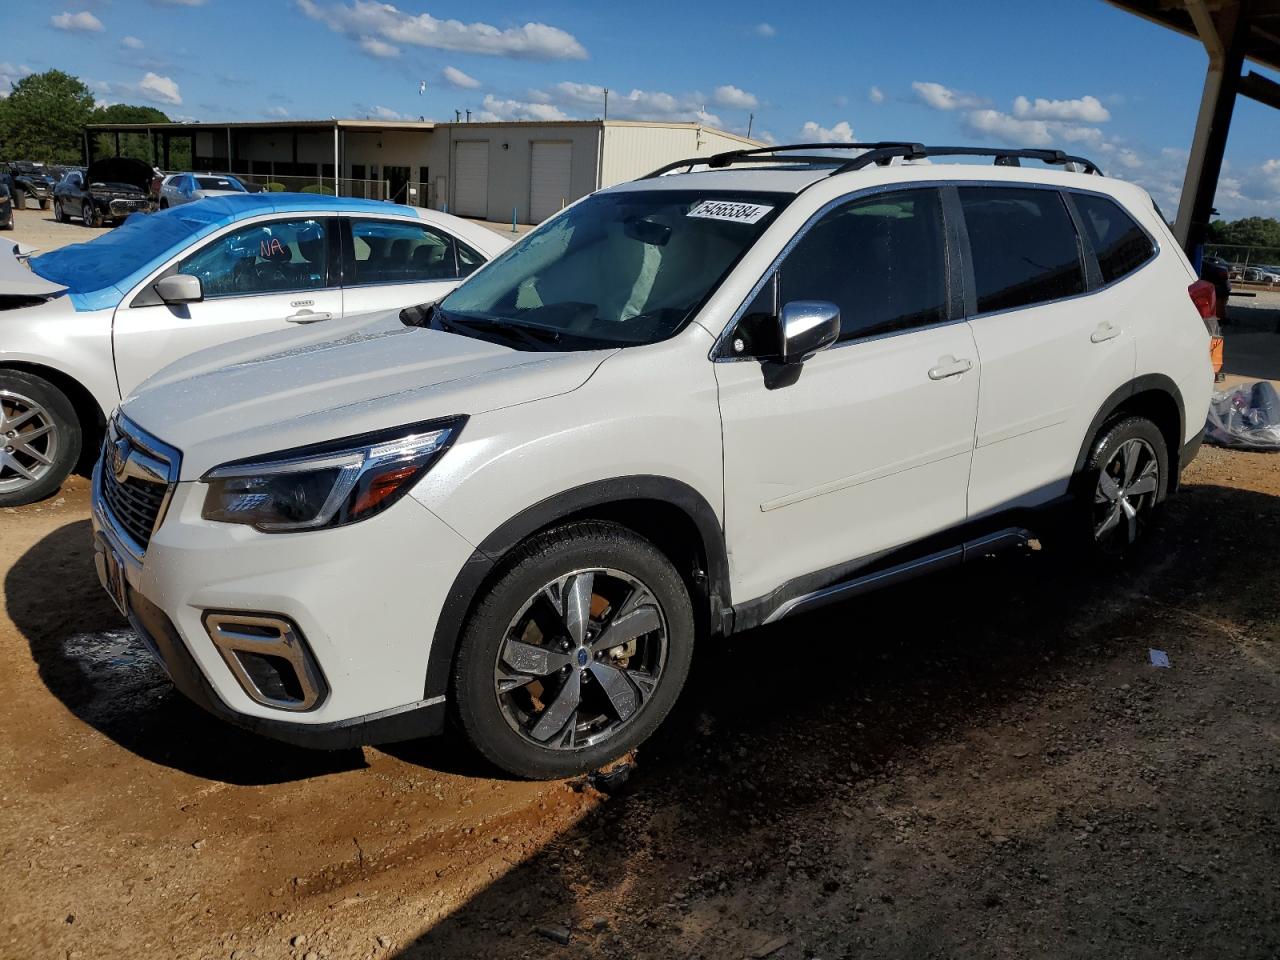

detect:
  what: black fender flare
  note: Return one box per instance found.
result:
[1070,373,1185,491]
[423,475,729,700]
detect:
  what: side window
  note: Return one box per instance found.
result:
[1072,193,1155,284]
[349,218,462,284]
[775,188,948,343]
[177,218,330,299]
[960,187,1084,314]
[456,241,485,278]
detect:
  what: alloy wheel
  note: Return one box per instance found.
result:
[494,567,668,750]
[0,391,59,496]
[1093,437,1159,547]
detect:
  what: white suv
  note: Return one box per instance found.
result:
[90,143,1214,779]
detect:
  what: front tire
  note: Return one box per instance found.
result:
[0,370,82,507]
[452,521,695,779]
[81,202,99,228]
[1078,415,1168,556]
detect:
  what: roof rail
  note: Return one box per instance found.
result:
[641,142,927,179]
[641,142,1103,179]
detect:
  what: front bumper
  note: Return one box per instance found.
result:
[90,463,476,748]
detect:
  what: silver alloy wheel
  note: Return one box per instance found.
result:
[1093,437,1159,546]
[0,390,59,495]
[495,567,668,750]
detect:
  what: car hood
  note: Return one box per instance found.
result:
[0,240,67,303]
[86,157,153,193]
[120,310,614,479]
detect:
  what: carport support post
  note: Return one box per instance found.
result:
[114,131,121,158]
[333,123,340,195]
[1175,0,1248,260]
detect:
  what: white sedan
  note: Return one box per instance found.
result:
[159,172,249,208]
[0,193,508,505]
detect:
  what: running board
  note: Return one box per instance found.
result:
[762,527,1032,625]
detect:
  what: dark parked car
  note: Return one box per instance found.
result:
[53,157,154,227]
[5,161,55,210]
[1200,255,1231,318]
[0,182,14,230]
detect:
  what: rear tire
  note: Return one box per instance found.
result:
[452,521,695,779]
[1074,415,1169,557]
[0,370,82,507]
[53,200,65,224]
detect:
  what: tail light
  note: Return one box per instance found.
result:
[1188,279,1217,320]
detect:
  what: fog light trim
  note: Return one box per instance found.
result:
[203,611,328,712]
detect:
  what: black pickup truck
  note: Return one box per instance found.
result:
[4,161,55,210]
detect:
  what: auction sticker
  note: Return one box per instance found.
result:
[687,200,774,224]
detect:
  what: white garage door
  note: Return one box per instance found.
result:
[529,142,573,223]
[453,141,489,218]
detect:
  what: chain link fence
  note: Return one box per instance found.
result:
[1205,243,1280,285]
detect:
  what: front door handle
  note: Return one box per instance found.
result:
[1091,321,1121,343]
[928,355,973,380]
[286,310,332,324]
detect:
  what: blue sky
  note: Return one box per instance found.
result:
[5,0,1280,218]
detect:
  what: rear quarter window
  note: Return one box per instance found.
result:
[1072,193,1156,284]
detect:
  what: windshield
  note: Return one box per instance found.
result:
[198,176,245,192]
[438,189,788,349]
[29,204,221,294]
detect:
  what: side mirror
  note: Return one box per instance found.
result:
[779,300,840,364]
[153,273,203,305]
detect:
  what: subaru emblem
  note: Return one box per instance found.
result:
[112,437,132,482]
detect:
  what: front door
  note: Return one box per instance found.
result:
[112,216,342,397]
[715,187,980,604]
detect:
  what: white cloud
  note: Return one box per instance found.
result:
[756,130,778,145]
[869,85,884,104]
[712,84,758,110]
[366,104,407,120]
[963,109,1053,146]
[753,22,776,38]
[266,105,290,118]
[533,81,722,126]
[297,0,587,59]
[476,94,569,122]
[1013,94,1110,123]
[912,81,985,111]
[0,62,33,97]
[51,11,105,32]
[121,35,145,49]
[442,65,480,89]
[155,0,208,5]
[800,120,856,143]
[138,72,182,104]
[359,36,399,58]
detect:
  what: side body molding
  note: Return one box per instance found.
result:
[424,475,730,700]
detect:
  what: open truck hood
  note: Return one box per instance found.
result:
[0,240,67,305]
[86,157,153,194]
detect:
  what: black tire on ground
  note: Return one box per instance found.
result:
[53,200,65,224]
[0,369,82,508]
[1073,415,1169,557]
[81,202,98,228]
[159,199,168,210]
[38,198,48,211]
[0,211,12,230]
[452,520,695,780]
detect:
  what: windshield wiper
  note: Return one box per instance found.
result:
[442,314,561,351]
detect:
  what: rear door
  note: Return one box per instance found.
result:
[111,215,342,396]
[453,141,489,218]
[715,187,980,604]
[341,215,485,315]
[959,185,1138,517]
[529,141,572,223]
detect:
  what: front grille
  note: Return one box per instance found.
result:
[100,469,167,549]
[98,418,180,555]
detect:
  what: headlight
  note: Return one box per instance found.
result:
[201,417,464,532]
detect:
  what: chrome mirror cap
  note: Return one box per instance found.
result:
[779,300,840,364]
[153,273,203,305]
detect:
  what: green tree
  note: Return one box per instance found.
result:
[1213,216,1280,249]
[90,103,172,164]
[0,70,95,163]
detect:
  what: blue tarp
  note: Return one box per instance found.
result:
[28,193,415,312]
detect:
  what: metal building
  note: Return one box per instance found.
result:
[83,118,760,223]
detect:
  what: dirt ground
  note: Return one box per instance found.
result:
[1,442,1277,960]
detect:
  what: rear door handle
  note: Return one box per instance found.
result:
[1091,321,1121,343]
[286,310,332,324]
[928,355,973,380]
